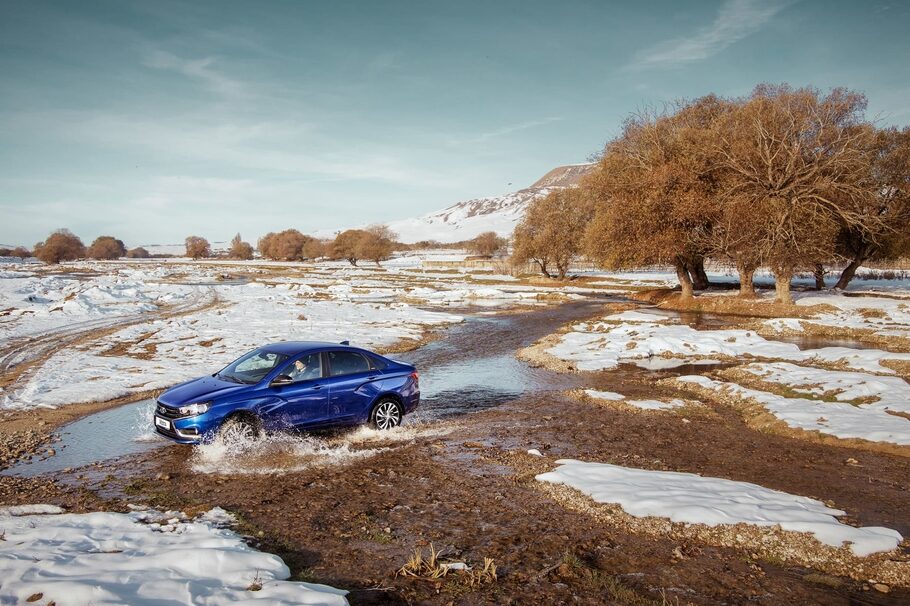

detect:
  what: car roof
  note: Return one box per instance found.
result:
[260,341,371,357]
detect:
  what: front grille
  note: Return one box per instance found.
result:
[156,402,185,419]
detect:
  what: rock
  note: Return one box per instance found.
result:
[46,448,56,456]
[872,583,890,593]
[845,457,860,466]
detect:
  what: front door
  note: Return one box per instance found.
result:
[269,353,328,428]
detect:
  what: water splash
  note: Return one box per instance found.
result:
[190,419,454,475]
[131,399,159,443]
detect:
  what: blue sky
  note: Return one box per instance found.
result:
[1,0,909,247]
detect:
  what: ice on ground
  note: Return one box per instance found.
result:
[584,389,684,410]
[547,318,910,373]
[0,506,348,605]
[537,459,902,557]
[736,362,910,413]
[678,375,910,446]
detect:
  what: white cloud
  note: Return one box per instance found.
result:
[142,49,246,97]
[628,0,793,70]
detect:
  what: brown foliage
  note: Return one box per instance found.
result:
[185,236,211,259]
[332,229,369,266]
[87,236,127,260]
[0,246,31,258]
[257,229,313,261]
[126,247,150,259]
[229,233,254,260]
[584,97,727,297]
[303,238,329,260]
[359,224,397,265]
[34,229,86,264]
[713,85,873,302]
[833,126,910,288]
[468,231,507,257]
[513,188,593,279]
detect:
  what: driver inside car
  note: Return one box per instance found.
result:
[288,355,320,381]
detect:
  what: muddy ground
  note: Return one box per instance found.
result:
[2,298,909,605]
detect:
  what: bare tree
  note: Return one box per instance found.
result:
[832,126,910,289]
[34,229,85,264]
[713,85,873,303]
[514,188,592,279]
[185,236,211,259]
[359,224,398,265]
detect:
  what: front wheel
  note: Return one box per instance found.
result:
[217,414,261,441]
[370,399,402,430]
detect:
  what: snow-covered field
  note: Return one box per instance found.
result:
[0,504,348,605]
[0,254,604,410]
[537,460,902,557]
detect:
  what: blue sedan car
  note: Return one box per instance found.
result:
[153,341,419,443]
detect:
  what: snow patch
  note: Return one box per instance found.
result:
[537,460,902,557]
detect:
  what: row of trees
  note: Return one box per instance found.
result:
[512,84,910,302]
[26,226,402,265]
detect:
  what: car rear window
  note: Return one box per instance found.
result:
[328,351,371,376]
[367,355,388,370]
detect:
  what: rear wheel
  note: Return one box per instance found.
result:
[370,399,402,430]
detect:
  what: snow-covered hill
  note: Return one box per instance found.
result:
[384,163,595,243]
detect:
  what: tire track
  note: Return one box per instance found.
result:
[0,286,219,399]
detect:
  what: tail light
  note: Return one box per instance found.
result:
[410,371,419,389]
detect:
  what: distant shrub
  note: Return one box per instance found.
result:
[257,229,313,261]
[0,246,30,258]
[468,231,507,257]
[126,247,150,258]
[34,229,86,264]
[229,233,254,260]
[87,236,127,260]
[185,236,211,259]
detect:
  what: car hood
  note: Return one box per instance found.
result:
[158,375,248,406]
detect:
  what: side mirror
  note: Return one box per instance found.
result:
[271,375,293,387]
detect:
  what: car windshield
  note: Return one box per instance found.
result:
[217,348,289,384]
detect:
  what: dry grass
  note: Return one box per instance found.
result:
[396,544,497,587]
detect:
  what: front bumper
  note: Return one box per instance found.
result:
[154,402,209,443]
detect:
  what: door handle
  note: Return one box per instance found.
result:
[311,384,323,390]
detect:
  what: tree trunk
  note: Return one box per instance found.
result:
[736,261,756,298]
[813,264,826,290]
[835,251,868,290]
[689,256,710,290]
[675,259,694,300]
[774,267,794,305]
[535,259,552,279]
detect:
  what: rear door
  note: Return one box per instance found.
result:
[267,353,329,428]
[325,350,380,423]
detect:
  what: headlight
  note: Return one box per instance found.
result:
[178,402,211,416]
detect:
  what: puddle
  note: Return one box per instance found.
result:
[3,399,166,477]
[771,334,876,350]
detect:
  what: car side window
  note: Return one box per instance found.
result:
[328,351,370,377]
[285,353,323,383]
[368,355,388,371]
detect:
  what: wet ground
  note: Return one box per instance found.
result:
[3,297,909,605]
